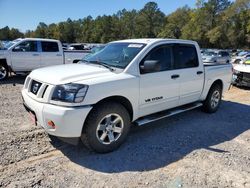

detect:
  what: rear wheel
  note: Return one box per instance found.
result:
[203,84,222,113]
[0,63,8,81]
[81,102,131,153]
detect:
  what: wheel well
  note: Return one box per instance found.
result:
[211,79,223,91]
[93,96,133,120]
[0,59,7,67]
[0,59,10,71]
[73,60,80,64]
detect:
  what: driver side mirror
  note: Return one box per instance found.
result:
[140,60,160,74]
[12,46,24,52]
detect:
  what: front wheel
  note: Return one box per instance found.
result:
[81,102,131,153]
[203,84,222,113]
[0,63,9,81]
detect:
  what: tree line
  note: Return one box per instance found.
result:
[0,0,249,49]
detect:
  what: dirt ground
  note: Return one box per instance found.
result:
[0,76,249,188]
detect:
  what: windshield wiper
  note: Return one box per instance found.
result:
[80,59,115,72]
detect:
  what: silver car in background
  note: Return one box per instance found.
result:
[202,50,230,64]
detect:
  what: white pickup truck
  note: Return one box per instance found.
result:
[0,38,90,80]
[22,39,232,153]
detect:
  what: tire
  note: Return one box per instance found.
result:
[81,102,131,153]
[0,63,9,81]
[203,84,222,113]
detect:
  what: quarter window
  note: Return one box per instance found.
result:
[173,45,198,69]
[41,42,59,52]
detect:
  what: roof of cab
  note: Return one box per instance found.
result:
[112,38,197,45]
[19,38,59,42]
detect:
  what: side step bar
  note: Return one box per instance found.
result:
[135,102,203,126]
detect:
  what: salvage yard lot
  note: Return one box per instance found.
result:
[0,76,250,188]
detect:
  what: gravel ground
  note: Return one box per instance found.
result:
[0,76,249,188]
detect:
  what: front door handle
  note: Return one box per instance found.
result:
[56,54,62,56]
[197,71,203,75]
[32,54,39,56]
[171,74,180,79]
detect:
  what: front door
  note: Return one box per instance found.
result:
[10,40,40,72]
[139,44,180,117]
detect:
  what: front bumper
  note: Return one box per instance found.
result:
[22,90,93,138]
[232,72,250,87]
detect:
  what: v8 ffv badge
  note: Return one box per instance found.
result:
[145,96,163,103]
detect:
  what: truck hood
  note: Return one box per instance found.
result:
[233,64,250,73]
[29,64,115,85]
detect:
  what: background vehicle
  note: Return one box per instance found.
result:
[67,43,86,50]
[22,39,232,153]
[232,58,250,87]
[202,50,230,64]
[0,38,90,80]
[82,45,106,59]
[231,52,250,64]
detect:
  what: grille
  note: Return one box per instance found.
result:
[30,80,42,95]
[243,72,250,80]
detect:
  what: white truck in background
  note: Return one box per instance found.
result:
[22,38,232,153]
[0,38,90,80]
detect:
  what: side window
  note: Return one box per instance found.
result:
[140,45,173,74]
[41,42,59,52]
[221,51,229,57]
[173,44,199,69]
[13,41,37,52]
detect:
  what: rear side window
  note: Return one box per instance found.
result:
[41,41,59,52]
[174,44,199,69]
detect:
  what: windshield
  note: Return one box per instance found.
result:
[203,51,217,56]
[2,39,22,50]
[82,42,146,69]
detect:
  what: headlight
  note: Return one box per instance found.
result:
[52,83,88,103]
[233,69,240,74]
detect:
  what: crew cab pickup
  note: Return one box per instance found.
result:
[0,38,90,80]
[22,39,232,153]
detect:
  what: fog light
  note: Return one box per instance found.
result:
[47,120,56,129]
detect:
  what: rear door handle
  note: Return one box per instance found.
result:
[56,54,62,56]
[171,74,180,79]
[32,54,39,56]
[197,71,203,75]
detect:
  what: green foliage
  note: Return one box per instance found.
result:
[0,26,23,40]
[158,6,191,39]
[0,1,249,49]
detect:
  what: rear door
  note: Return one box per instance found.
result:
[139,44,180,117]
[10,40,40,71]
[173,44,204,105]
[40,41,63,68]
